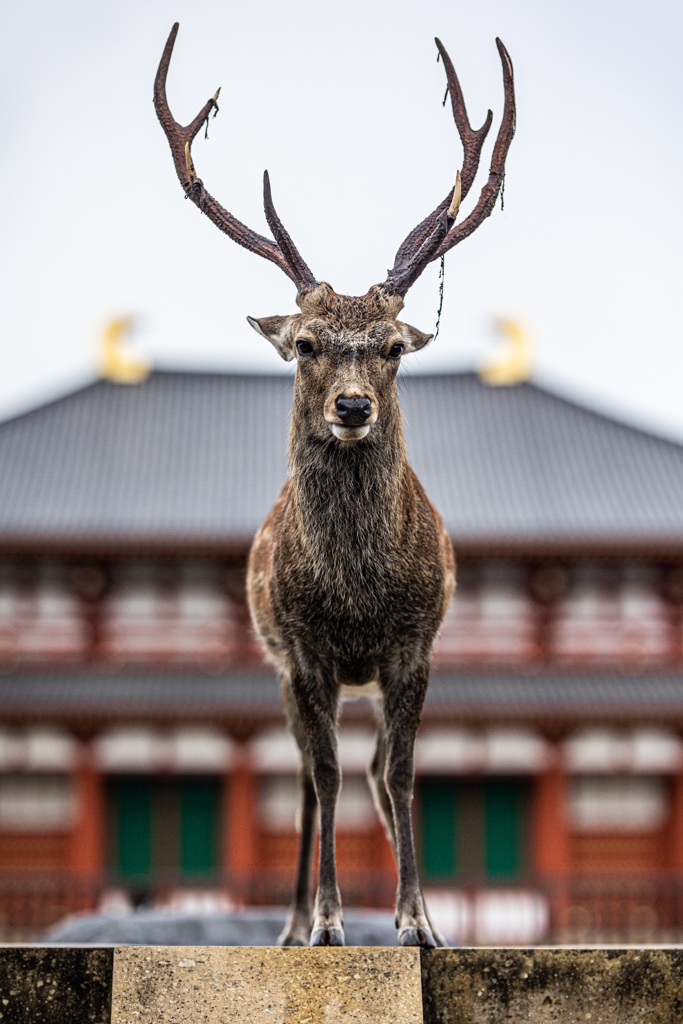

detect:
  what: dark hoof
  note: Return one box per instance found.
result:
[278,921,311,946]
[310,926,345,946]
[398,926,437,948]
[279,934,309,947]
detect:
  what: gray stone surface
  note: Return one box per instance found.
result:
[4,945,683,1023]
[46,907,398,946]
[111,945,423,1024]
[421,947,683,1024]
[0,948,112,1024]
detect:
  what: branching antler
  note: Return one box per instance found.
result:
[154,23,317,291]
[385,38,515,297]
[154,25,514,303]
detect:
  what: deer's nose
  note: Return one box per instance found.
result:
[335,396,372,426]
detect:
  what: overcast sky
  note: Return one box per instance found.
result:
[2,0,682,440]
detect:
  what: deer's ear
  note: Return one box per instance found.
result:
[247,315,297,361]
[396,321,433,354]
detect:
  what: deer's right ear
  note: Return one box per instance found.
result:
[247,315,297,361]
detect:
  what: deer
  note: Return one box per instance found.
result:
[154,23,515,948]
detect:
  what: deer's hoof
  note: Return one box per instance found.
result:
[310,926,345,946]
[279,932,309,946]
[278,918,312,946]
[398,925,437,948]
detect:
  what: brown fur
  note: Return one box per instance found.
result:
[247,282,455,948]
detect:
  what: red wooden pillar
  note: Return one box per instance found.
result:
[223,744,258,901]
[532,749,570,939]
[68,742,105,911]
[668,768,683,930]
[670,770,683,869]
[69,742,105,875]
[377,823,397,880]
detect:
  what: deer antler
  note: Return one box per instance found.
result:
[385,38,515,297]
[154,23,317,292]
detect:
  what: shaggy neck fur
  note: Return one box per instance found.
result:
[288,388,410,572]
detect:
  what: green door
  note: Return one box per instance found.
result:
[113,779,153,879]
[484,780,525,880]
[180,779,220,878]
[420,779,457,878]
[110,777,220,881]
[419,777,529,882]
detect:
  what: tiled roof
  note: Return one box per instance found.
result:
[1,371,683,547]
[0,672,280,720]
[2,671,683,723]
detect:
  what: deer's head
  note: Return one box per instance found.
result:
[154,25,515,445]
[246,283,431,443]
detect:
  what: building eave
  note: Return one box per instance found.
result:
[1,532,681,560]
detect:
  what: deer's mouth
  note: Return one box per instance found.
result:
[330,424,371,442]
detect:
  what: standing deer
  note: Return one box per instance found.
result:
[154,23,515,947]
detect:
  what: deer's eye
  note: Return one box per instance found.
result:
[296,339,314,357]
[387,343,404,361]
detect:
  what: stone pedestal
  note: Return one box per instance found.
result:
[421,948,683,1024]
[0,948,112,1024]
[112,946,422,1024]
[2,945,683,1023]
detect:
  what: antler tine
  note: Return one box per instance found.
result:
[386,38,515,298]
[390,38,493,271]
[153,23,217,173]
[433,38,516,259]
[263,171,317,290]
[437,39,494,202]
[153,23,317,291]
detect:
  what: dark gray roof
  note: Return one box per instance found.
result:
[1,371,683,549]
[0,672,279,722]
[2,671,683,724]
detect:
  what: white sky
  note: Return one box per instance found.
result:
[1,0,682,440]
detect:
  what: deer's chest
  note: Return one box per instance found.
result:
[270,537,444,667]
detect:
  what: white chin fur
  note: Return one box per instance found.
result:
[331,424,371,441]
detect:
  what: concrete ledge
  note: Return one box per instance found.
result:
[113,946,422,1023]
[0,948,112,1024]
[421,948,683,1024]
[2,946,683,1023]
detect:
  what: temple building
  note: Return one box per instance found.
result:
[1,370,682,942]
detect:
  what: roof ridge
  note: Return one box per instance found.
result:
[0,379,105,430]
[3,368,682,452]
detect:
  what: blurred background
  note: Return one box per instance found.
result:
[3,0,683,438]
[0,0,683,944]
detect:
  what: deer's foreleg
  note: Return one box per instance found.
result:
[368,719,446,946]
[381,664,437,948]
[278,677,319,945]
[279,765,318,945]
[289,669,344,946]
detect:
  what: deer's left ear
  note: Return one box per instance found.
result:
[396,321,433,354]
[247,315,297,361]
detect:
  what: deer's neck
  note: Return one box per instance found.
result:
[288,409,409,559]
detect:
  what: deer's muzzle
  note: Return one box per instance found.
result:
[335,396,373,426]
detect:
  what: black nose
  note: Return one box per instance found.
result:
[335,396,372,426]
